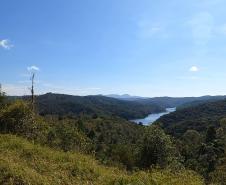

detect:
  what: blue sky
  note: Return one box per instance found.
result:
[1,0,226,97]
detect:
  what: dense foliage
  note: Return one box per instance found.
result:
[0,134,204,185]
[139,126,179,169]
[135,96,226,108]
[2,92,226,184]
[154,99,226,182]
[157,99,226,136]
[34,93,164,119]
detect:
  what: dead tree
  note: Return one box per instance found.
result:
[30,73,35,111]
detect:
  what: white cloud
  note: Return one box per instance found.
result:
[27,65,40,72]
[189,66,199,72]
[0,39,13,49]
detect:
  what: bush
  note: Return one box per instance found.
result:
[0,100,34,136]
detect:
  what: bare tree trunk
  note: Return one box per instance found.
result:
[31,73,35,111]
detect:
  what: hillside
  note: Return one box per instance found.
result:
[177,98,226,110]
[133,96,226,108]
[157,99,226,136]
[106,94,147,101]
[34,93,164,120]
[0,134,204,185]
[1,93,226,183]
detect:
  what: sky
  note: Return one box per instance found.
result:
[1,0,226,97]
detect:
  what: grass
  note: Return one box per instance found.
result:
[0,134,204,185]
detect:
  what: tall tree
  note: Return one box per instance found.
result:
[206,126,216,143]
[139,125,176,168]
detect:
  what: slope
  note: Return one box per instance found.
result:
[35,93,164,119]
[0,134,204,185]
[157,99,226,136]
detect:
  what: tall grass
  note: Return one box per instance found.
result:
[0,134,204,185]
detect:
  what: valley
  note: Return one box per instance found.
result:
[2,1,226,184]
[1,92,226,184]
[131,107,176,125]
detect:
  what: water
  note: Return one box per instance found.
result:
[132,107,176,125]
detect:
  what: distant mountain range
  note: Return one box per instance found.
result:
[10,93,226,121]
[24,93,163,120]
[106,94,147,100]
[106,94,226,108]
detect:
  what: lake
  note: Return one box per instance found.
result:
[131,107,176,125]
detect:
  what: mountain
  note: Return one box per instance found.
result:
[135,96,226,108]
[34,93,164,120]
[156,99,226,137]
[106,94,147,101]
[177,98,226,110]
[106,94,226,109]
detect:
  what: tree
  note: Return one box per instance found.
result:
[0,84,6,107]
[88,130,95,139]
[182,130,202,160]
[220,118,226,132]
[217,118,226,140]
[183,130,202,146]
[0,100,34,137]
[77,119,85,132]
[206,126,216,143]
[139,125,176,168]
[197,126,224,176]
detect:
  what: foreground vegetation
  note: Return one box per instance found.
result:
[156,99,226,183]
[0,134,204,185]
[1,92,226,184]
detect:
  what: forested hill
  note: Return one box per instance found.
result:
[156,99,226,137]
[134,95,226,108]
[105,94,226,108]
[33,93,164,120]
[177,98,226,110]
[1,93,225,183]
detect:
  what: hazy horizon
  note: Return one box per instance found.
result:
[3,90,226,99]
